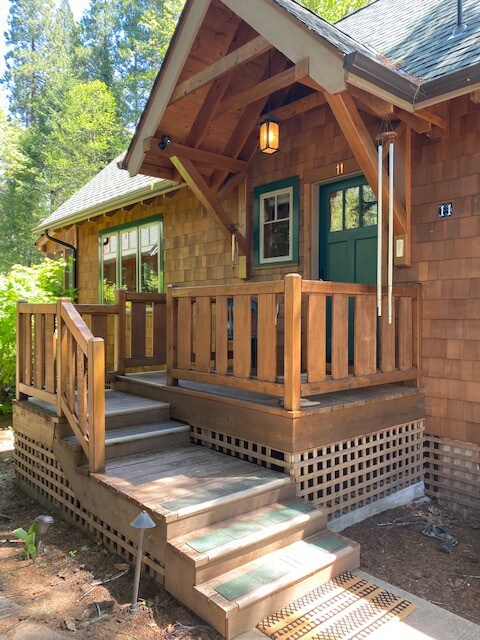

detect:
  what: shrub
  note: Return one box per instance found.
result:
[0,258,75,407]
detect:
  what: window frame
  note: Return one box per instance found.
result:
[253,176,299,267]
[98,214,164,303]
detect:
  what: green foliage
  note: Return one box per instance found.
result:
[0,258,75,402]
[44,80,128,207]
[12,522,37,561]
[299,0,369,22]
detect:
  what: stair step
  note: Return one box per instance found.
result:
[64,421,190,458]
[193,532,360,638]
[168,499,326,583]
[104,390,171,429]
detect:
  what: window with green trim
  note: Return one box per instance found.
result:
[99,215,164,303]
[254,176,299,266]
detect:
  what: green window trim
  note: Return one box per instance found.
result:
[253,176,299,267]
[98,214,164,303]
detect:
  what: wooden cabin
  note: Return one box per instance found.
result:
[14,0,479,636]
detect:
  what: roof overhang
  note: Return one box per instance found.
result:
[34,180,181,234]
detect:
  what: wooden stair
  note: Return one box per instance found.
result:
[57,388,359,639]
[59,390,189,463]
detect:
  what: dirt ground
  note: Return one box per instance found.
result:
[1,418,479,639]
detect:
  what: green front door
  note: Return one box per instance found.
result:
[319,175,378,359]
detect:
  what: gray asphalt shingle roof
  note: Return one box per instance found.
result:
[338,0,480,81]
[37,154,169,231]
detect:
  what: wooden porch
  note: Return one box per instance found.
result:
[15,274,422,474]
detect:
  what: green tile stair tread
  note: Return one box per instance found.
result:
[186,531,234,553]
[215,574,264,601]
[262,502,317,524]
[248,560,292,584]
[220,521,263,539]
[310,535,348,553]
[253,515,274,527]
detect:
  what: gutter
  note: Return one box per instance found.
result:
[44,229,77,290]
[344,50,480,108]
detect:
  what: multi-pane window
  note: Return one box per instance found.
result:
[254,176,299,266]
[329,183,377,232]
[99,216,163,303]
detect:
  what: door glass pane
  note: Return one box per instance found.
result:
[329,191,343,231]
[277,192,290,219]
[102,233,117,303]
[344,186,360,229]
[121,229,137,291]
[264,220,290,259]
[140,222,160,292]
[263,196,276,222]
[361,184,378,227]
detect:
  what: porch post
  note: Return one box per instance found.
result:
[284,274,302,412]
[166,284,178,386]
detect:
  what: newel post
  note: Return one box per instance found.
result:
[88,337,105,474]
[16,299,28,400]
[166,284,178,386]
[56,297,70,418]
[115,288,127,376]
[284,274,302,412]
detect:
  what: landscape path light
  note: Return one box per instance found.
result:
[34,515,54,558]
[129,510,156,614]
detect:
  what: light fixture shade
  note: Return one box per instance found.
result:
[259,114,280,154]
[130,510,156,529]
[35,515,54,537]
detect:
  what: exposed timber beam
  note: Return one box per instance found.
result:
[184,23,256,150]
[348,85,394,118]
[324,90,407,235]
[216,59,310,115]
[217,172,247,203]
[139,163,176,182]
[169,35,273,105]
[413,107,448,129]
[395,109,432,134]
[271,91,326,120]
[170,156,248,256]
[143,139,249,174]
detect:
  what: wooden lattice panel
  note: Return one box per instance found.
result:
[190,426,293,473]
[13,430,164,580]
[424,435,480,511]
[292,421,425,521]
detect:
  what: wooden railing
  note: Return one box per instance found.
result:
[16,298,106,473]
[116,290,167,375]
[167,274,421,411]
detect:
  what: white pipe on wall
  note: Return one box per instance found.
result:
[388,142,395,324]
[377,144,383,317]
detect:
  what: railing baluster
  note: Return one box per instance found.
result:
[177,297,192,370]
[307,293,326,383]
[195,297,211,373]
[257,293,277,383]
[215,296,228,376]
[233,295,251,379]
[331,294,349,379]
[131,301,147,360]
[44,313,56,394]
[354,295,377,376]
[380,294,395,372]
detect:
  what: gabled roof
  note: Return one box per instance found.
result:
[36,154,172,232]
[339,0,480,83]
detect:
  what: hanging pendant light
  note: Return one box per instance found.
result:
[259,50,280,155]
[259,113,280,154]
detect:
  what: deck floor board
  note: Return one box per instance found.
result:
[91,444,289,521]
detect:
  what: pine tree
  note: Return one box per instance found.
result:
[80,0,119,90]
[2,0,57,126]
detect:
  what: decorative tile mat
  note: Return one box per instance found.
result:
[257,572,416,640]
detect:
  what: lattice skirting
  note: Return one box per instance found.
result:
[424,435,480,512]
[13,429,165,581]
[191,421,425,521]
[190,426,293,473]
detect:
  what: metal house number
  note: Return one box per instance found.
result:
[438,202,454,218]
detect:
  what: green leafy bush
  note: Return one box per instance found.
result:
[0,258,75,406]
